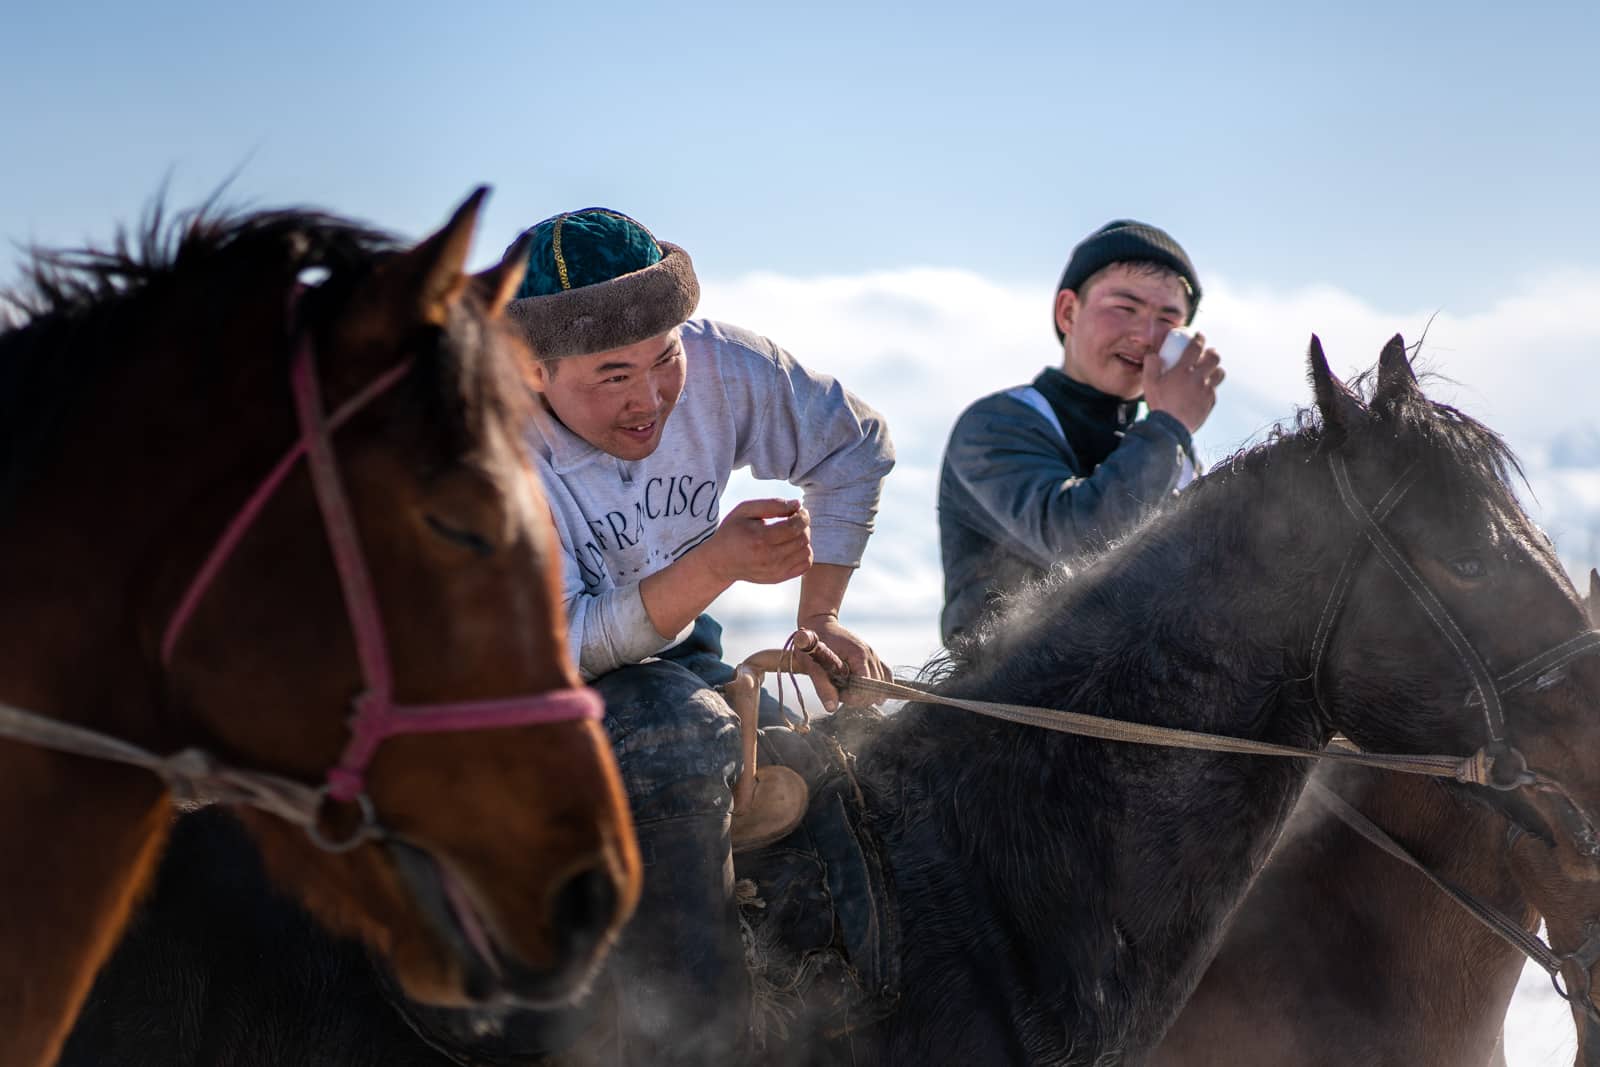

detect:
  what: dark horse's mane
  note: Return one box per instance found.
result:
[2,201,397,325]
[0,201,524,516]
[1199,366,1523,515]
[936,368,1525,682]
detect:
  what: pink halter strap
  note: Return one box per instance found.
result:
[162,322,602,816]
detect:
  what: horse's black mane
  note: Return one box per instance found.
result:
[931,363,1525,682]
[1208,369,1520,495]
[0,199,522,517]
[3,201,396,324]
[0,202,399,511]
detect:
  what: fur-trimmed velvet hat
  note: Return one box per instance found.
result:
[505,208,700,359]
[1054,219,1200,339]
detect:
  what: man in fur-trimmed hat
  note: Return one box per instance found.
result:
[505,207,895,1063]
[937,219,1225,644]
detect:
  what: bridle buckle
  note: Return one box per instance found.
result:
[308,785,380,853]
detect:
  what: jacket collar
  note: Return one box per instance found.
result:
[1032,367,1140,468]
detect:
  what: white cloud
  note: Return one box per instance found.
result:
[697,266,1600,663]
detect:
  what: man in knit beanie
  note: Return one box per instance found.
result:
[937,219,1225,644]
[497,208,894,1063]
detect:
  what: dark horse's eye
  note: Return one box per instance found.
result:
[424,514,495,557]
[1448,554,1487,580]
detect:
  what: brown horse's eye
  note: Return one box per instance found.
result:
[1449,554,1486,580]
[424,514,494,557]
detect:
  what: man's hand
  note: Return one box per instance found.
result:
[704,498,813,585]
[800,613,890,711]
[640,498,813,641]
[1144,330,1225,434]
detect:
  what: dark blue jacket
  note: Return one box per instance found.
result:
[937,367,1195,643]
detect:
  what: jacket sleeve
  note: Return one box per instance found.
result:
[718,328,896,567]
[943,396,1189,570]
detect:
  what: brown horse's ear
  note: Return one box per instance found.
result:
[393,187,488,327]
[1308,334,1365,444]
[1372,333,1419,412]
[1587,568,1600,627]
[474,233,531,317]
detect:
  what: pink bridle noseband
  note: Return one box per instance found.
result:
[135,305,600,847]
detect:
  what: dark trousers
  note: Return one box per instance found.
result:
[585,614,777,1064]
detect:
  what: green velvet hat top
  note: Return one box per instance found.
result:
[515,209,665,298]
[504,207,700,359]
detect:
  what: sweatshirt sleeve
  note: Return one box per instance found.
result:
[713,325,896,567]
[524,443,682,681]
[555,544,683,681]
[943,395,1188,570]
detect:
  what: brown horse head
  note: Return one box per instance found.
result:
[0,190,640,1065]
[1495,567,1600,1064]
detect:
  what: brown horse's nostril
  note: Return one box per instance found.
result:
[550,864,622,942]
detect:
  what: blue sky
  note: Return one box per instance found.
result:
[7,0,1600,624]
[4,0,1597,313]
[7,0,1600,616]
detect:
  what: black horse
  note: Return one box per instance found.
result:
[63,339,1600,1065]
[58,805,449,1067]
[780,339,1600,1064]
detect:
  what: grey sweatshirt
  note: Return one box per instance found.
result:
[522,319,895,680]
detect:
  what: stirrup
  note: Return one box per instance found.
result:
[724,663,811,853]
[731,764,809,853]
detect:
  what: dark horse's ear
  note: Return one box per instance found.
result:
[1308,334,1365,446]
[391,186,489,328]
[474,233,531,316]
[1371,333,1420,413]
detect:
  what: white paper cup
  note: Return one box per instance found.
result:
[1158,328,1193,372]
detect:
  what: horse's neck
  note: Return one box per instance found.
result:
[1181,767,1529,1060]
[864,483,1341,1053]
[973,483,1328,736]
[0,323,294,1066]
[895,473,1335,818]
[0,348,192,1065]
[0,739,172,1067]
[0,333,276,740]
[1322,771,1530,988]
[0,491,165,739]
[1150,771,1527,1066]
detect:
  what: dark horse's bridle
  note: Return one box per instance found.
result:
[1309,453,1600,1031]
[0,297,603,851]
[1311,454,1600,852]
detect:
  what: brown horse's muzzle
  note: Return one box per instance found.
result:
[387,837,625,1008]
